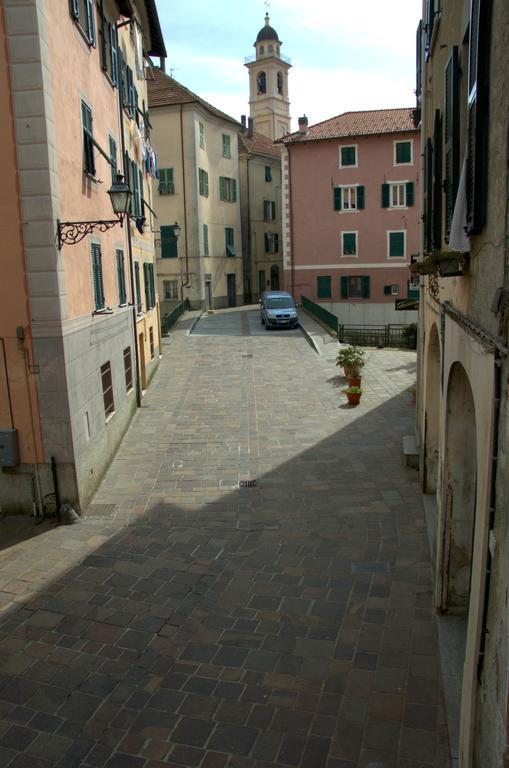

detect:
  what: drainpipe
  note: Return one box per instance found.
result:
[179,105,189,289]
[116,20,141,407]
[246,154,252,301]
[0,338,14,429]
[287,146,296,298]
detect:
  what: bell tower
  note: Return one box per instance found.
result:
[245,14,291,140]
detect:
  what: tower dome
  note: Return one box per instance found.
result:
[255,14,280,44]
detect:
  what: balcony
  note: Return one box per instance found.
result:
[244,53,291,65]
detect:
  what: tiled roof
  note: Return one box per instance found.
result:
[238,131,280,158]
[278,108,418,144]
[146,67,240,127]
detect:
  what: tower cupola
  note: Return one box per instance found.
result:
[255,14,281,59]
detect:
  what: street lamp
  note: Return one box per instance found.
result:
[173,222,181,240]
[57,173,132,249]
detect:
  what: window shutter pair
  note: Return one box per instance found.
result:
[389,232,405,258]
[334,186,365,210]
[91,244,105,310]
[466,0,491,235]
[116,250,126,305]
[432,109,443,250]
[343,233,357,255]
[161,225,178,258]
[444,47,460,239]
[158,168,174,195]
[317,276,331,299]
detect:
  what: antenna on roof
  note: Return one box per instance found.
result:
[169,67,181,77]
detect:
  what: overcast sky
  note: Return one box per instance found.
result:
[156,0,422,130]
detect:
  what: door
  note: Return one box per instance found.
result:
[227,273,236,308]
[138,332,147,390]
[270,264,280,290]
[205,279,212,311]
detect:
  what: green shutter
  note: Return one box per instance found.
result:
[381,183,390,208]
[143,262,150,310]
[396,141,411,163]
[333,187,342,211]
[134,262,141,311]
[274,234,279,252]
[203,224,209,256]
[357,186,365,209]
[131,160,139,216]
[389,232,405,257]
[361,276,370,298]
[343,233,357,255]
[91,244,104,310]
[317,276,331,299]
[109,136,117,183]
[161,225,177,258]
[232,179,237,202]
[85,0,95,45]
[444,47,460,238]
[116,250,126,304]
[139,169,144,216]
[219,176,226,200]
[341,146,356,166]
[384,285,392,296]
[406,182,414,207]
[69,0,80,21]
[432,109,442,250]
[149,263,156,308]
[340,276,348,299]
[424,138,433,253]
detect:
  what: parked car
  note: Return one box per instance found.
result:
[260,291,299,329]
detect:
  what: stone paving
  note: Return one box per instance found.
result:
[0,308,449,768]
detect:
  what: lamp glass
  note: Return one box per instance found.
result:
[108,173,131,216]
[173,222,181,239]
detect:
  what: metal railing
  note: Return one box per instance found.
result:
[244,53,292,65]
[301,296,339,335]
[338,324,417,349]
[161,299,189,336]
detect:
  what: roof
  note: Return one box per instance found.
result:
[278,108,418,144]
[256,14,280,43]
[142,0,166,58]
[146,67,240,127]
[238,130,280,159]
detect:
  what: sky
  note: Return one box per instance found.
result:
[156,0,422,131]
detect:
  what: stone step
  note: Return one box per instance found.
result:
[402,434,419,469]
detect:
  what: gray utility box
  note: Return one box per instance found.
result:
[0,429,20,467]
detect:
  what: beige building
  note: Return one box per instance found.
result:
[239,119,283,303]
[147,68,243,311]
[415,1,509,766]
[245,14,291,141]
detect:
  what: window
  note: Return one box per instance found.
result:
[341,232,358,256]
[424,0,437,61]
[161,225,178,258]
[388,231,406,258]
[263,200,276,221]
[109,136,117,183]
[199,122,205,149]
[394,140,413,165]
[444,47,460,238]
[264,233,279,253]
[333,185,364,211]
[265,165,272,182]
[123,347,133,393]
[339,145,357,167]
[149,327,154,359]
[134,261,142,313]
[382,182,414,208]
[101,361,115,418]
[198,168,209,197]
[384,284,400,296]
[69,0,96,46]
[219,176,237,202]
[130,158,142,218]
[81,101,95,176]
[164,280,179,300]
[257,71,266,94]
[277,72,283,94]
[98,13,118,85]
[158,168,175,195]
[222,134,231,158]
[340,276,370,299]
[116,250,126,305]
[91,244,105,311]
[317,276,331,299]
[225,227,235,256]
[203,224,209,256]
[143,262,156,310]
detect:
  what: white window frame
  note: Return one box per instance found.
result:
[222,133,231,158]
[199,121,205,149]
[386,230,407,259]
[338,144,358,169]
[391,284,400,296]
[341,230,358,257]
[388,181,408,209]
[339,185,359,212]
[393,139,413,166]
[163,279,179,300]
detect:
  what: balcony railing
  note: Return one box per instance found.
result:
[244,53,291,65]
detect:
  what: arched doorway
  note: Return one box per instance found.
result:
[440,362,477,613]
[270,264,280,291]
[424,324,440,493]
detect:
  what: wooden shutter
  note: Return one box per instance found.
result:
[432,109,442,250]
[109,23,118,85]
[116,250,126,305]
[406,182,415,207]
[425,0,435,61]
[161,225,177,258]
[85,0,96,46]
[231,179,237,202]
[69,0,79,21]
[361,276,370,298]
[219,176,226,200]
[384,285,392,296]
[91,244,105,310]
[333,187,342,211]
[100,362,114,418]
[423,138,433,253]
[466,0,491,235]
[131,160,139,217]
[389,232,405,257]
[203,224,209,255]
[444,47,460,239]
[343,233,356,255]
[416,20,423,102]
[381,183,390,208]
[340,276,348,299]
[357,186,365,209]
[143,262,150,310]
[82,102,95,176]
[317,276,331,299]
[139,169,144,216]
[149,264,156,308]
[109,136,116,183]
[134,262,141,311]
[264,233,269,253]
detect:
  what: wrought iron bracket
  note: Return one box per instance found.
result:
[57,218,122,249]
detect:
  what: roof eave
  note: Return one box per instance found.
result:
[143,0,166,58]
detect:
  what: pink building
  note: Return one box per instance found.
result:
[278,109,420,325]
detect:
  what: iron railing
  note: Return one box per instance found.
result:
[301,296,339,334]
[161,299,189,336]
[338,324,417,349]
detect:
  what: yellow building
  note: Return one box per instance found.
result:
[416,1,509,765]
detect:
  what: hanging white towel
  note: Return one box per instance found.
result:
[449,154,470,252]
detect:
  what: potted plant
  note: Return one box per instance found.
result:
[336,345,365,383]
[345,386,362,406]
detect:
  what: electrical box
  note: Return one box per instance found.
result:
[0,429,20,467]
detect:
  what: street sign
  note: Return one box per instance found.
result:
[395,298,419,311]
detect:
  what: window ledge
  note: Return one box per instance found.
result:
[118,302,128,308]
[93,308,114,316]
[338,209,360,214]
[388,206,409,211]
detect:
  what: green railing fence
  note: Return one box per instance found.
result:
[161,299,189,336]
[301,295,338,334]
[338,323,417,349]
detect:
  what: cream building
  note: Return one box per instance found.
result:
[147,69,243,311]
[245,14,291,141]
[415,1,509,766]
[239,118,283,302]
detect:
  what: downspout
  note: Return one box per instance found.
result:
[0,338,14,428]
[246,154,252,301]
[116,20,141,407]
[180,105,189,289]
[287,146,296,298]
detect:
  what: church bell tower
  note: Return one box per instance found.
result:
[245,14,291,140]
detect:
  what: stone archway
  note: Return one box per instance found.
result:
[439,362,477,613]
[424,324,440,493]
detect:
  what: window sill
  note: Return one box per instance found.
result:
[118,302,128,308]
[92,308,114,316]
[126,386,134,396]
[338,165,358,170]
[105,411,116,424]
[393,163,413,168]
[337,209,360,214]
[388,206,409,211]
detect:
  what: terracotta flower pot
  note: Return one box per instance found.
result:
[346,391,361,406]
[348,376,362,388]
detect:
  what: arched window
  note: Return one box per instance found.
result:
[277,72,283,95]
[268,44,273,52]
[259,45,264,54]
[257,71,266,95]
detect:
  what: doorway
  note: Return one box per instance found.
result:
[270,264,280,290]
[138,332,147,390]
[205,279,212,311]
[227,274,236,308]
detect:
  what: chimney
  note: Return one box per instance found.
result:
[160,57,166,72]
[298,115,308,135]
[248,117,254,138]
[241,115,246,133]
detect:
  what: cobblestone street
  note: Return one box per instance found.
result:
[0,308,449,768]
